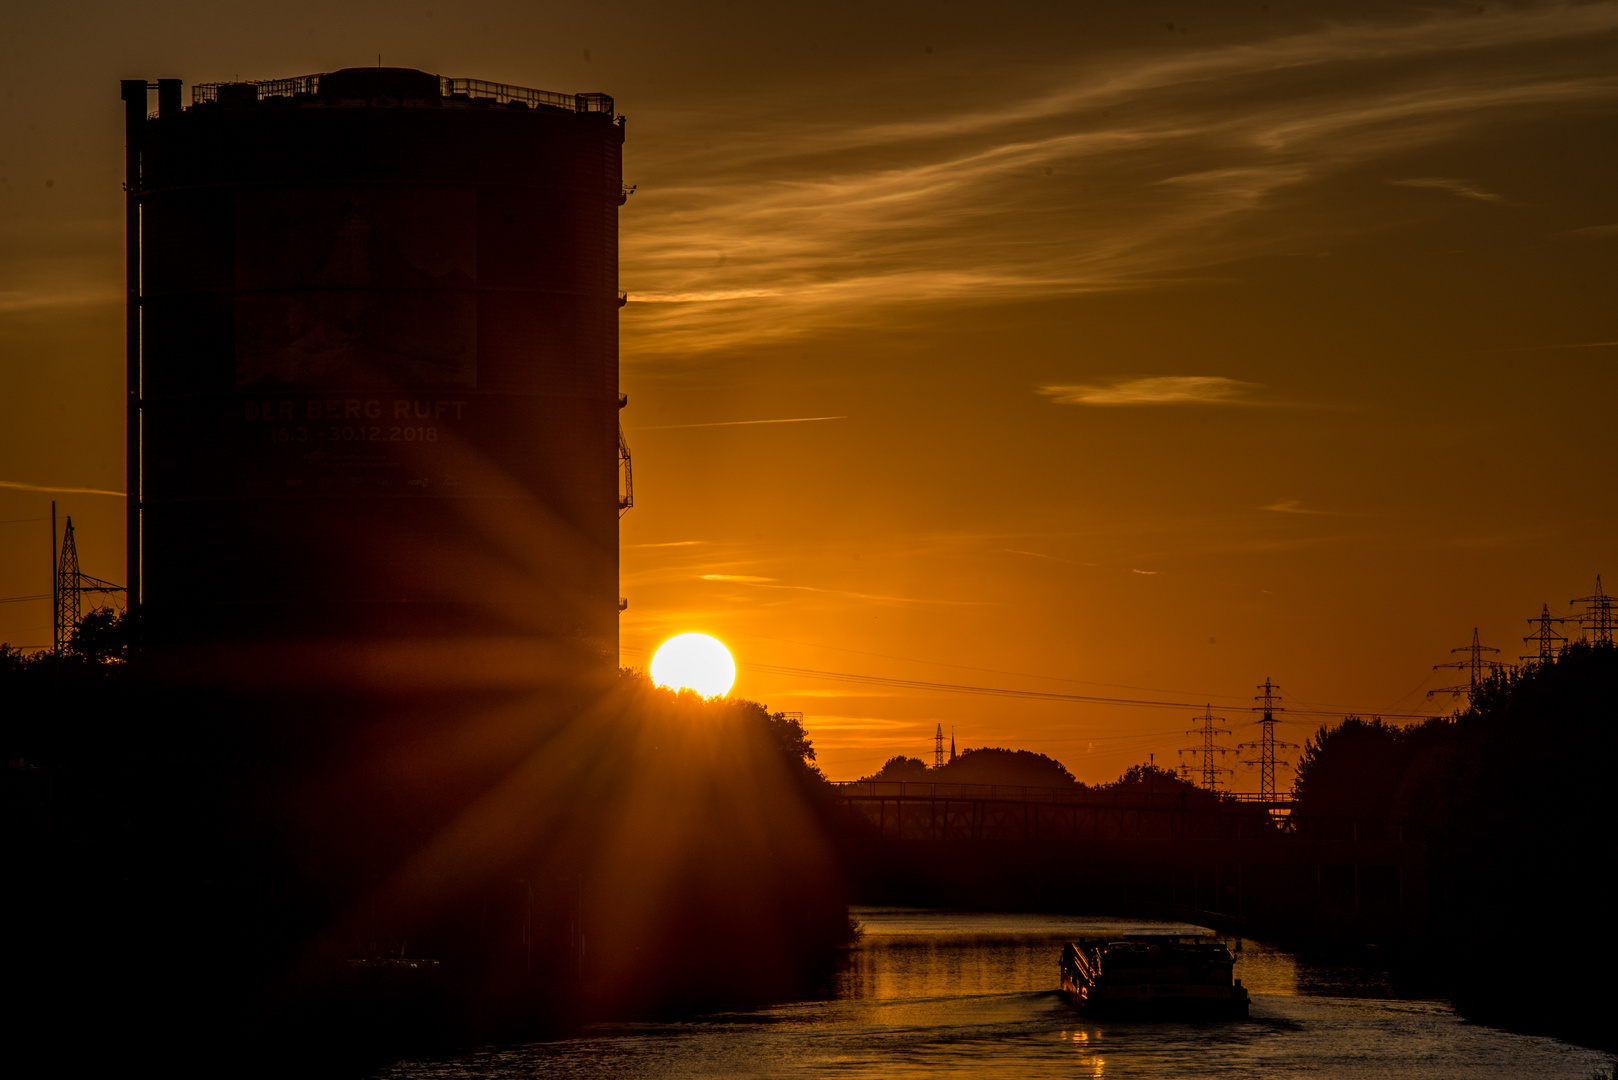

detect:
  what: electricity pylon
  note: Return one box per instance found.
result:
[1522,604,1568,664]
[1181,705,1234,790]
[934,723,944,769]
[52,513,124,657]
[1238,677,1296,801]
[1427,627,1505,700]
[1571,575,1615,646]
[53,515,79,655]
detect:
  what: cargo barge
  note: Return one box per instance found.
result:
[1060,935,1249,1018]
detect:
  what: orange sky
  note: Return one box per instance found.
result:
[3,1,1616,782]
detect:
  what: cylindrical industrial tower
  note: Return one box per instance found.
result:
[125,68,624,665]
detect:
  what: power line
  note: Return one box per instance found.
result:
[745,662,1216,709]
[1040,728,1191,746]
[1381,667,1446,711]
[714,630,1488,718]
[742,660,1439,719]
[726,630,1258,704]
[619,646,1440,720]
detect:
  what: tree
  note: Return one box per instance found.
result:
[1100,763,1205,800]
[69,607,128,663]
[859,756,931,782]
[759,706,826,786]
[1279,646,1618,1046]
[1291,716,1411,820]
[934,747,1077,787]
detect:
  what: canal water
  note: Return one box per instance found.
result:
[381,908,1612,1079]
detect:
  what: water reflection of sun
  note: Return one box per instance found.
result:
[1065,1031,1103,1076]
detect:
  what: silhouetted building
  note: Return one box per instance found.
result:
[123,68,625,662]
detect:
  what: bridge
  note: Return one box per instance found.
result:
[831,781,1295,842]
[830,782,1427,940]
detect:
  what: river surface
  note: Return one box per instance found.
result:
[382,908,1612,1079]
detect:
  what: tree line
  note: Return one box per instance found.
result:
[1290,640,1616,1049]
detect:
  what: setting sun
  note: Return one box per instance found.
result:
[649,633,737,697]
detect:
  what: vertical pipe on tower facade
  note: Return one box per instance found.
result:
[50,500,57,655]
[120,79,145,616]
[156,79,181,119]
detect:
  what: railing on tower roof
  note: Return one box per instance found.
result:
[191,75,321,103]
[441,78,613,113]
[190,73,613,115]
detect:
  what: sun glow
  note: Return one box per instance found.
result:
[649,633,737,697]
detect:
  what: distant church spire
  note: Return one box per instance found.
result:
[949,728,957,763]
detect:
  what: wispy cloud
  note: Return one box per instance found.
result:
[791,715,916,730]
[1131,569,1160,576]
[769,689,901,699]
[632,289,781,303]
[625,540,707,548]
[1262,499,1333,515]
[761,582,983,606]
[0,479,123,496]
[1391,177,1503,201]
[632,416,848,431]
[1482,338,1618,352]
[1002,548,1095,566]
[621,4,1618,357]
[700,574,983,606]
[0,287,119,314]
[1039,376,1263,406]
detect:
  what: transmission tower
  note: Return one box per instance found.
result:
[52,514,125,657]
[1427,627,1505,700]
[934,723,944,769]
[1571,575,1615,646]
[53,515,80,655]
[1522,604,1568,664]
[1238,678,1296,801]
[1181,704,1234,790]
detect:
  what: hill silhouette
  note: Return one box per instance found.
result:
[860,746,1076,787]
